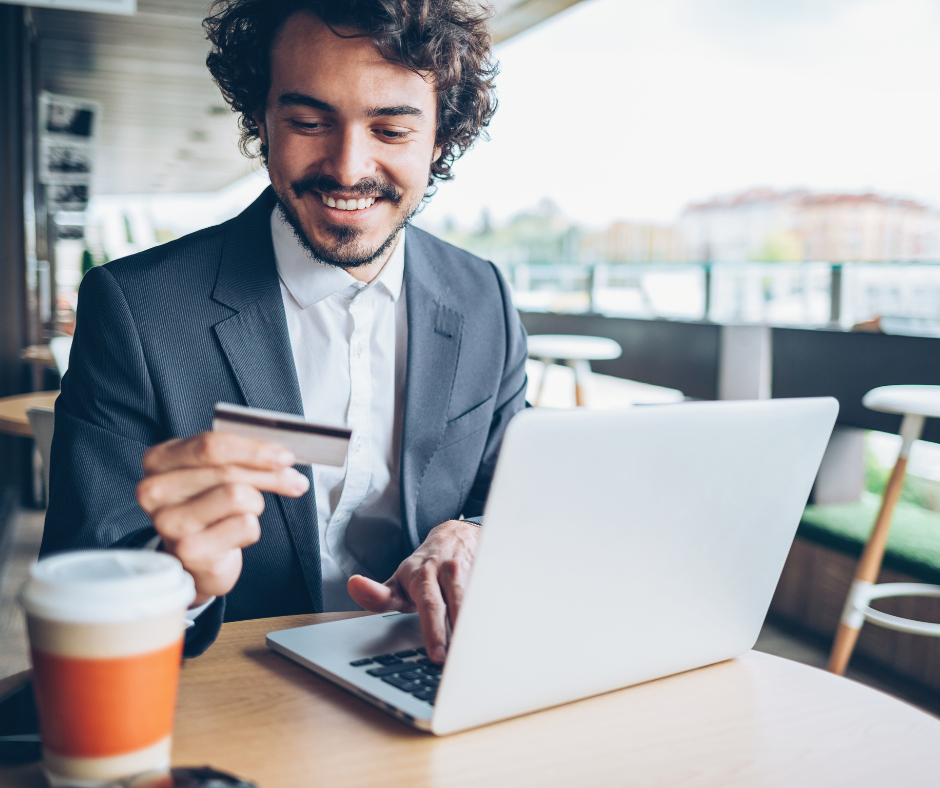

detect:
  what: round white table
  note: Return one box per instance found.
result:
[527,334,622,406]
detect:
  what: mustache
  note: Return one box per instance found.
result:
[292,173,403,205]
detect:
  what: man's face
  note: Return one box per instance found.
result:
[257,12,440,267]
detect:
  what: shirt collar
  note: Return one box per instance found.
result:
[270,205,405,309]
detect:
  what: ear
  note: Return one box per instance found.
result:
[254,109,268,145]
[433,145,443,163]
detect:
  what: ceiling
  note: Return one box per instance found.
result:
[32,0,585,195]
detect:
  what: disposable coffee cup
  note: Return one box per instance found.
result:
[20,550,195,787]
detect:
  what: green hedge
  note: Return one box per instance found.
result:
[799,493,940,585]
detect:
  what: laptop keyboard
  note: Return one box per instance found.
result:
[349,648,441,705]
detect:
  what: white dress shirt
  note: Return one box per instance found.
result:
[271,206,408,611]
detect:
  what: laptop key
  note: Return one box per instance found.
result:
[413,689,437,702]
[383,676,421,691]
[394,650,418,658]
[419,662,443,675]
[400,670,423,681]
[349,658,373,667]
[372,655,402,666]
[416,647,427,655]
[367,663,411,677]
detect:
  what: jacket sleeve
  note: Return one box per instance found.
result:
[460,264,529,520]
[41,265,220,657]
[42,265,162,555]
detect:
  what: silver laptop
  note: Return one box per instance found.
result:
[267,397,838,735]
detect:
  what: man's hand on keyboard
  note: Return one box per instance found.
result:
[347,520,482,664]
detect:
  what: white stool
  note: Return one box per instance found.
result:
[527,334,622,407]
[828,385,940,675]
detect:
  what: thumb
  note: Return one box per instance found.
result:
[347,574,406,612]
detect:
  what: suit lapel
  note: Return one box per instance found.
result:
[211,188,323,612]
[400,227,464,551]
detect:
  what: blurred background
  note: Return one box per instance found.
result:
[2,0,940,715]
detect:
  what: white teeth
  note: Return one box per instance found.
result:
[321,194,376,211]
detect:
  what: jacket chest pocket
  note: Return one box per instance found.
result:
[437,395,494,451]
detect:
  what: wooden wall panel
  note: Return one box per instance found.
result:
[771,537,940,691]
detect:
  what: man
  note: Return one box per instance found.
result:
[41,0,528,662]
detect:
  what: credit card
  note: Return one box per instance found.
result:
[212,403,351,467]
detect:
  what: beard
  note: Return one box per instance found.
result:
[272,172,420,269]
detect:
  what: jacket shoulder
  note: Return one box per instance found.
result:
[100,222,227,287]
[405,224,508,300]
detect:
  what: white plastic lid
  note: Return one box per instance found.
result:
[20,550,196,623]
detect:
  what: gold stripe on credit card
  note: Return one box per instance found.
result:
[212,402,351,467]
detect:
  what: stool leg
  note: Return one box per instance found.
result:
[532,358,553,408]
[828,414,925,675]
[569,359,592,407]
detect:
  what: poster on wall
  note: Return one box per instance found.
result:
[39,92,100,186]
[48,182,90,212]
[40,139,94,183]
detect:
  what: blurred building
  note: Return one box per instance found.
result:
[799,194,940,262]
[679,188,940,263]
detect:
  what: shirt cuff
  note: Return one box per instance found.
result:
[142,534,162,550]
[141,535,216,627]
[184,596,218,628]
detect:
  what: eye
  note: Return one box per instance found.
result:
[375,129,409,140]
[290,119,327,131]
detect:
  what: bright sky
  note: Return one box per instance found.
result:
[415,0,940,231]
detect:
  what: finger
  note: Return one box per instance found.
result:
[170,513,259,598]
[152,482,265,542]
[410,567,449,664]
[173,512,262,565]
[143,431,295,475]
[437,558,469,629]
[347,574,410,612]
[137,465,309,512]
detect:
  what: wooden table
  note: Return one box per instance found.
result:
[4,611,940,787]
[0,392,58,438]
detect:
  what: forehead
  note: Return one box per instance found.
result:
[270,11,435,110]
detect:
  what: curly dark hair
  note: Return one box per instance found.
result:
[204,0,498,184]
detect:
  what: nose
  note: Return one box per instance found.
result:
[321,123,376,189]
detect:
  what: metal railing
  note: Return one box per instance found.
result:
[508,261,940,333]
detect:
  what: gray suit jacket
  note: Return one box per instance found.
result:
[40,187,528,655]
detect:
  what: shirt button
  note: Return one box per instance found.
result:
[355,436,363,452]
[356,342,364,356]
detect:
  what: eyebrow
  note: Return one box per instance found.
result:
[365,105,424,119]
[278,92,337,112]
[278,92,424,120]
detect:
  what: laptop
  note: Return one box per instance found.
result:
[267,397,838,735]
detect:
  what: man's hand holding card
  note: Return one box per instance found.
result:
[135,403,347,606]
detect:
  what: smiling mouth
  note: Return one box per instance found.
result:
[318,192,378,212]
